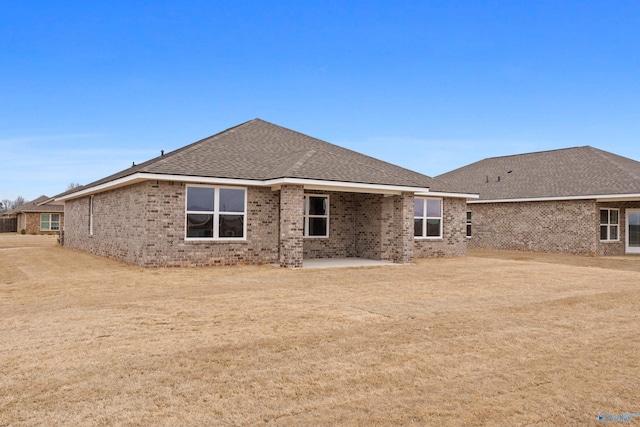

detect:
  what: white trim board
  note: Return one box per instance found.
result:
[56,172,476,201]
[468,194,640,204]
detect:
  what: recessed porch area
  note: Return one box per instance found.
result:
[278,184,415,268]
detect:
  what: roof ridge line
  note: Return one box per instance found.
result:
[139,119,257,169]
[483,145,588,161]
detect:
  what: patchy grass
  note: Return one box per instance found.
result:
[1,236,639,426]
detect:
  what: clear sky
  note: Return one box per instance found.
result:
[2,1,639,201]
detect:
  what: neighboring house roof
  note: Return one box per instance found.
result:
[58,119,473,200]
[437,146,640,202]
[1,195,65,216]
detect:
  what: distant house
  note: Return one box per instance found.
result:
[1,196,65,235]
[437,146,640,256]
[56,119,476,267]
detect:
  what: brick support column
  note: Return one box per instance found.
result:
[395,192,414,264]
[279,184,304,268]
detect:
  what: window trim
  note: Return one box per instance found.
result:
[40,213,60,231]
[184,184,247,241]
[303,194,329,238]
[600,208,620,242]
[414,197,443,239]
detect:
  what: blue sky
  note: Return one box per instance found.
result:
[2,1,639,201]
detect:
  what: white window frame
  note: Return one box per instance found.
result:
[414,197,443,239]
[185,184,247,241]
[466,211,472,238]
[600,208,619,242]
[303,194,329,238]
[40,213,60,231]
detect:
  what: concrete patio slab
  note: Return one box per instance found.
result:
[302,258,398,269]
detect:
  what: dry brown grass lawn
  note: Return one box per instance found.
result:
[1,234,639,426]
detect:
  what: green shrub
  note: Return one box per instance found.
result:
[20,229,26,235]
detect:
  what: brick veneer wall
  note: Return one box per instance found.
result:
[352,192,414,263]
[279,184,304,268]
[64,184,147,264]
[414,196,467,258]
[64,180,468,267]
[24,213,41,234]
[142,182,280,267]
[467,200,598,255]
[64,181,280,267]
[353,193,383,260]
[379,192,415,263]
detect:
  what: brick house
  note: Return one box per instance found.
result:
[1,195,64,235]
[437,146,640,256]
[56,119,475,268]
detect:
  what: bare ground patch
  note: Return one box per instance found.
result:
[1,236,639,425]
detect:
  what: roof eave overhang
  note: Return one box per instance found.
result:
[267,177,429,195]
[415,191,479,199]
[57,172,480,201]
[469,193,640,204]
[36,197,63,206]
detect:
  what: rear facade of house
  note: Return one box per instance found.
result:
[438,146,640,256]
[59,119,474,267]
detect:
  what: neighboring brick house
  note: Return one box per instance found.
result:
[1,195,64,235]
[437,146,640,256]
[56,119,475,268]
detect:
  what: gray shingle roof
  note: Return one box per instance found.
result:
[437,146,640,200]
[62,119,461,195]
[1,195,64,216]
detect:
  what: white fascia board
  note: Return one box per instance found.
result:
[55,173,267,201]
[266,177,429,195]
[56,172,480,200]
[56,174,145,201]
[469,193,640,204]
[415,191,479,199]
[56,172,437,200]
[595,194,640,202]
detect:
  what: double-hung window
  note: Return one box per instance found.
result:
[186,186,246,240]
[303,195,329,237]
[414,197,442,238]
[41,213,60,231]
[600,208,619,241]
[466,211,472,238]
